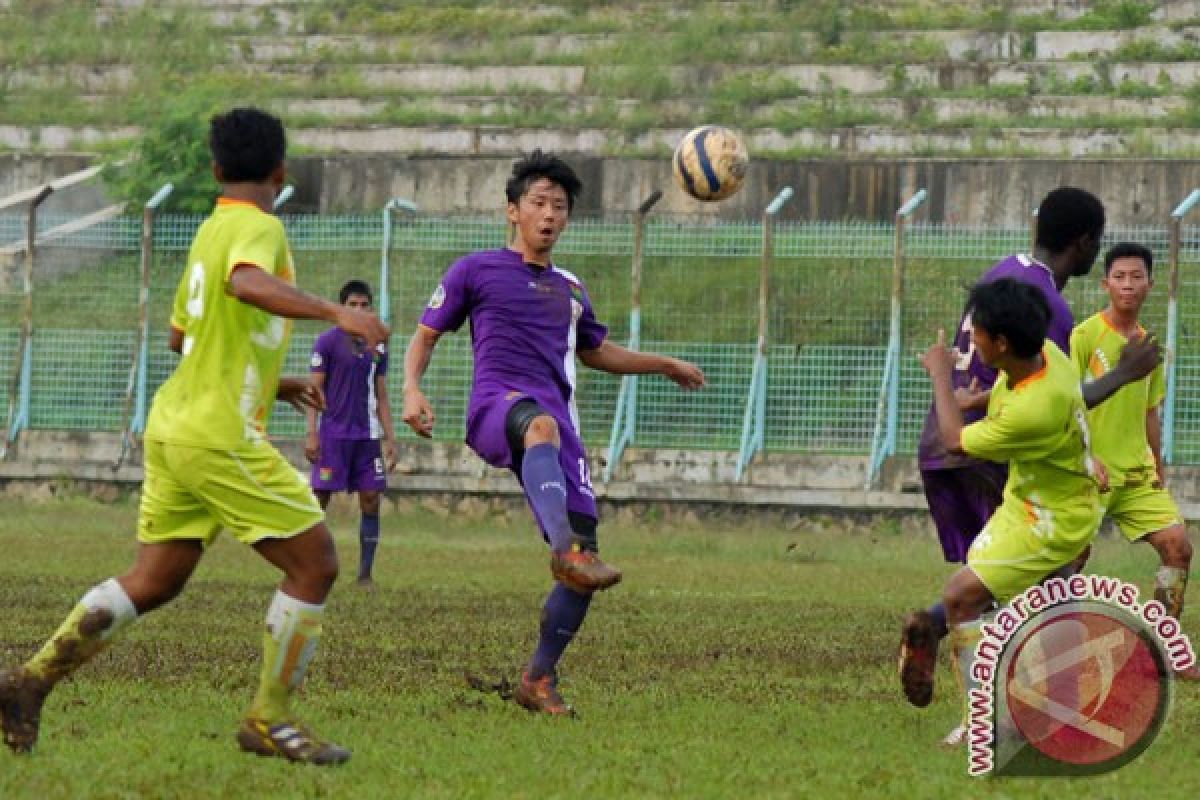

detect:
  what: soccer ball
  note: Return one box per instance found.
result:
[672,125,749,202]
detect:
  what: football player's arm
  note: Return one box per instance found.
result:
[229,265,389,350]
[578,341,705,389]
[921,330,965,453]
[401,324,441,438]
[375,372,398,470]
[1080,331,1160,409]
[304,370,326,464]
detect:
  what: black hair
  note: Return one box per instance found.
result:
[339,279,373,304]
[209,108,286,183]
[1034,187,1105,253]
[1104,241,1154,276]
[505,149,582,211]
[969,278,1050,360]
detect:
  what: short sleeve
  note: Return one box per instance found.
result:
[576,283,608,351]
[961,390,1058,463]
[310,333,331,374]
[225,217,286,282]
[419,258,471,333]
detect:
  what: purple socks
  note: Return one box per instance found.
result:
[529,583,592,679]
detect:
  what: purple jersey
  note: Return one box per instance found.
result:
[420,248,608,447]
[917,253,1074,470]
[310,327,388,440]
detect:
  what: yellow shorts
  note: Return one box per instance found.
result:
[967,501,1100,603]
[138,439,324,547]
[1103,481,1183,542]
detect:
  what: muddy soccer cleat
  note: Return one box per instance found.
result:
[236,718,352,765]
[513,671,576,717]
[899,610,939,708]
[0,668,49,754]
[550,550,622,593]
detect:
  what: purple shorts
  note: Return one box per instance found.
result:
[920,463,1007,563]
[311,436,387,493]
[467,392,598,522]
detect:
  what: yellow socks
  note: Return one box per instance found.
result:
[25,578,138,685]
[248,590,325,723]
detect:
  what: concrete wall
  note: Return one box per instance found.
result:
[300,155,1200,227]
[12,153,1200,227]
[9,430,1200,522]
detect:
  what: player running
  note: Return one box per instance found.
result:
[305,279,397,587]
[0,108,388,764]
[1070,242,1198,680]
[900,188,1158,709]
[920,278,1107,747]
[401,150,705,716]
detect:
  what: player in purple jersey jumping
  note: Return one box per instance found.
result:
[401,150,706,716]
[305,280,397,588]
[898,187,1161,719]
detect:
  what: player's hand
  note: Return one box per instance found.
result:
[1154,457,1167,489]
[382,438,398,472]
[664,358,706,390]
[304,431,320,465]
[921,329,955,379]
[1116,331,1161,382]
[402,387,435,438]
[954,377,988,412]
[335,306,390,352]
[278,377,325,413]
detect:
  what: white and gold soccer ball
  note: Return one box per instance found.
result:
[672,125,749,202]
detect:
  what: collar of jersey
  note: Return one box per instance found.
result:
[1017,253,1052,277]
[216,197,262,210]
[1099,309,1145,340]
[505,246,552,271]
[1011,347,1050,390]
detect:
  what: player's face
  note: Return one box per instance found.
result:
[507,177,569,255]
[343,293,372,311]
[1102,257,1151,314]
[970,324,1004,368]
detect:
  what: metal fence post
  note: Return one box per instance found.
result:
[735,187,793,481]
[273,184,295,212]
[865,188,927,489]
[2,185,53,459]
[1164,188,1200,464]
[604,189,661,482]
[115,183,173,468]
[380,198,419,326]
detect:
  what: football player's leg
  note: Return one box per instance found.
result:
[3,441,211,753]
[351,439,387,584]
[1112,483,1192,620]
[199,444,348,764]
[516,512,600,717]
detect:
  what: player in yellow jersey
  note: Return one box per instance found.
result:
[1070,242,1197,680]
[0,108,388,764]
[920,278,1106,746]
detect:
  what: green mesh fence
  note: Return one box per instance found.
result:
[4,211,1200,464]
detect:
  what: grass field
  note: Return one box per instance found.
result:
[1,496,1199,798]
